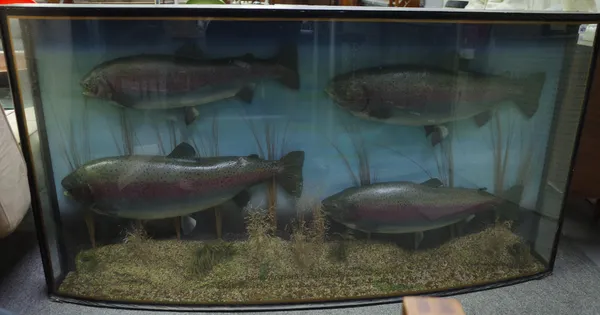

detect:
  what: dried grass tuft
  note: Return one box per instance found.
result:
[244,208,284,272]
[122,223,149,244]
[192,241,236,276]
[74,250,99,273]
[59,222,544,304]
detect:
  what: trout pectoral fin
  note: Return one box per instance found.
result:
[430,130,443,146]
[414,231,424,250]
[473,111,492,127]
[235,85,255,104]
[424,125,436,137]
[111,91,137,108]
[184,107,200,125]
[181,215,197,236]
[465,214,475,223]
[232,190,251,209]
[367,106,392,119]
[427,125,449,147]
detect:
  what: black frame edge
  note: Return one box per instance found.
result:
[530,25,582,266]
[48,270,551,312]
[0,4,597,312]
[0,9,56,293]
[18,18,73,279]
[1,4,600,23]
[548,28,600,270]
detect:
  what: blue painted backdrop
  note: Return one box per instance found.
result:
[25,17,567,218]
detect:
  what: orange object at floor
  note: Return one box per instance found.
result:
[403,297,466,315]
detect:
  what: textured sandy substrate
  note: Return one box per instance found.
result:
[59,221,545,304]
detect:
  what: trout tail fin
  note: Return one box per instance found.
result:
[513,72,546,118]
[273,45,300,90]
[277,151,305,198]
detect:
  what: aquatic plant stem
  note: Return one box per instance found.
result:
[414,231,424,250]
[447,135,455,188]
[516,126,535,188]
[265,124,277,230]
[268,178,278,230]
[84,210,96,248]
[174,217,181,240]
[328,139,359,188]
[436,131,454,188]
[450,224,457,239]
[328,123,375,188]
[374,142,433,179]
[215,208,223,239]
[245,117,290,234]
[491,116,501,194]
[490,113,516,195]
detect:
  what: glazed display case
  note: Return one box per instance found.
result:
[1,4,599,311]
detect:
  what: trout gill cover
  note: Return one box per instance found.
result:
[61,143,305,221]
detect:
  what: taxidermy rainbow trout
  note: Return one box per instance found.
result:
[322,179,522,248]
[61,143,304,229]
[80,45,299,125]
[325,65,546,145]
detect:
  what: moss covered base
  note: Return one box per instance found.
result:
[59,222,545,304]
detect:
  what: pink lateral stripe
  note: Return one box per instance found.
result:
[91,170,271,200]
[355,201,497,223]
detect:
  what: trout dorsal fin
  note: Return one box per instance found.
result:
[420,178,444,188]
[168,142,197,159]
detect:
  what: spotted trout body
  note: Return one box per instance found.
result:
[325,66,546,126]
[61,144,304,220]
[322,180,520,234]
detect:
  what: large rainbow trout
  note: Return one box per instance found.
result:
[322,179,522,247]
[325,65,546,145]
[80,45,299,125]
[62,143,304,221]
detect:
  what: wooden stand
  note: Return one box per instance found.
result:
[83,211,96,248]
